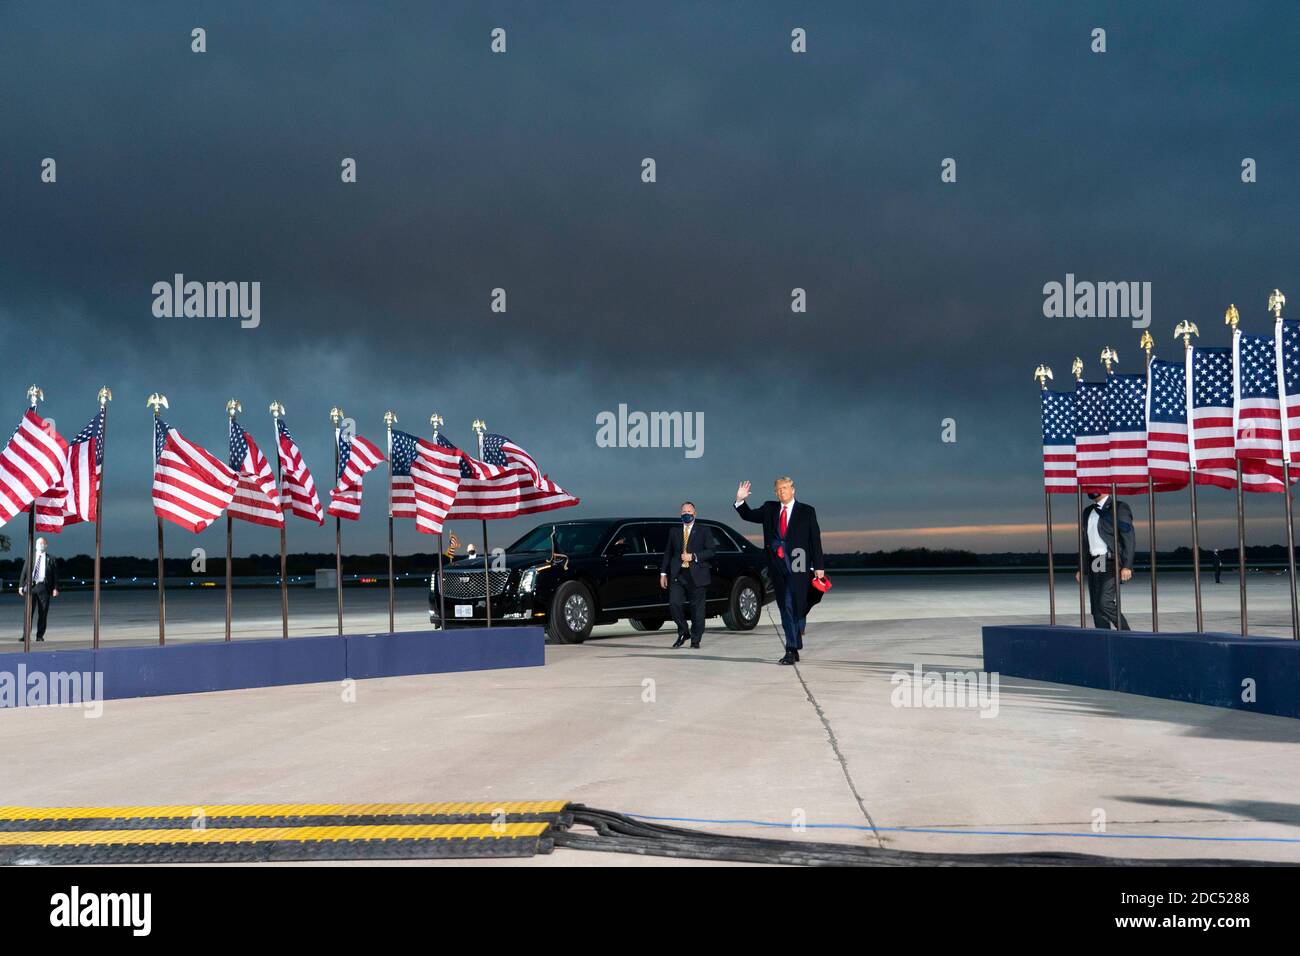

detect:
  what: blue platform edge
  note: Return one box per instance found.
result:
[982,624,1300,719]
[0,627,545,708]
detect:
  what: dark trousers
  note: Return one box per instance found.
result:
[774,572,805,650]
[27,590,50,640]
[669,573,706,643]
[1085,567,1130,630]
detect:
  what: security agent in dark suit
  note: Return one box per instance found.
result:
[18,536,59,643]
[1075,492,1135,630]
[660,502,716,648]
[734,477,825,664]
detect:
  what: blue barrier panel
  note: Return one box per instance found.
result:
[345,627,545,680]
[95,636,348,701]
[981,625,1110,690]
[0,649,98,709]
[982,624,1300,719]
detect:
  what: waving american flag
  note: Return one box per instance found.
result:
[275,417,324,524]
[326,431,385,520]
[1276,318,1300,460]
[390,430,463,535]
[1074,382,1110,493]
[228,420,284,527]
[0,408,68,528]
[1040,389,1075,493]
[1187,346,1241,490]
[153,418,238,533]
[440,433,578,520]
[34,407,104,533]
[1106,373,1148,494]
[1232,328,1287,492]
[1146,358,1190,491]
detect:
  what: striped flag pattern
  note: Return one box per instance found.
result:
[1146,358,1190,491]
[440,433,578,520]
[1073,382,1110,493]
[0,409,68,528]
[228,420,284,527]
[152,418,238,533]
[326,431,385,520]
[1040,389,1076,493]
[1187,346,1250,490]
[1276,318,1300,461]
[390,429,462,534]
[1105,373,1149,494]
[1232,328,1288,492]
[275,418,324,524]
[34,408,104,533]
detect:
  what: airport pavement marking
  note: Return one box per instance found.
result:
[0,801,568,822]
[0,823,550,846]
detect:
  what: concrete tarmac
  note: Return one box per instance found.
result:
[2,573,1299,865]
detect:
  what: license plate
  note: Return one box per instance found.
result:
[454,604,473,618]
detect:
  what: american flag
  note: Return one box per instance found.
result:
[1106,373,1149,494]
[1146,358,1190,491]
[34,407,104,533]
[326,431,385,520]
[275,418,324,524]
[1073,382,1110,493]
[1040,389,1076,493]
[1187,346,1241,490]
[0,408,68,528]
[1232,329,1287,492]
[390,429,462,534]
[440,433,579,520]
[228,420,284,527]
[1276,318,1300,461]
[153,418,238,533]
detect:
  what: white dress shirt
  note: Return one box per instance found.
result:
[1087,496,1110,557]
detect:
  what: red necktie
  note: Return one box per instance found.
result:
[777,506,788,558]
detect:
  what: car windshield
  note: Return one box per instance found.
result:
[508,523,607,556]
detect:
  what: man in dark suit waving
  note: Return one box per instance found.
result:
[734,477,825,664]
[660,502,716,648]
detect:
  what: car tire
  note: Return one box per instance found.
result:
[630,617,666,631]
[722,576,762,631]
[547,581,595,644]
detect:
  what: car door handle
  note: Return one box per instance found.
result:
[644,564,659,571]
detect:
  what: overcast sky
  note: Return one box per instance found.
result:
[2,1,1299,558]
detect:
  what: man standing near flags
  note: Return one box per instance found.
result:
[660,501,716,649]
[1076,492,1135,629]
[17,537,58,642]
[735,476,825,664]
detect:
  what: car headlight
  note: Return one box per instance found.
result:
[519,567,538,593]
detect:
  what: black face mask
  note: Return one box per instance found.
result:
[1087,493,1101,501]
[681,513,694,524]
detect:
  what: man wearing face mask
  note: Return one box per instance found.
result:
[18,537,59,643]
[660,502,716,648]
[1075,491,1135,629]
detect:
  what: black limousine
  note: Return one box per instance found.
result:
[430,517,774,643]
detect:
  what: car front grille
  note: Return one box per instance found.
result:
[439,570,512,599]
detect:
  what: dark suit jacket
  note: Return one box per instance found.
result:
[1082,498,1136,571]
[735,499,824,617]
[661,522,716,587]
[20,553,58,595]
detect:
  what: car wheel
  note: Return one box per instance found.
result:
[722,576,762,631]
[547,581,595,644]
[630,617,666,631]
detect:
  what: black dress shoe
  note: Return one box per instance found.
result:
[672,635,689,648]
[793,649,799,662]
[690,642,700,649]
[778,652,796,665]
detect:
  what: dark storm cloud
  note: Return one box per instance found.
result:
[2,1,1299,556]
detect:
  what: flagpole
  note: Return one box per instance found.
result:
[430,413,447,630]
[1226,305,1249,635]
[21,385,42,653]
[330,406,344,636]
[270,401,289,638]
[1101,347,1123,627]
[1177,321,1204,632]
[147,392,169,646]
[1034,365,1056,624]
[224,399,240,643]
[1270,289,1300,639]
[473,418,492,628]
[93,387,111,650]
[1141,332,1159,631]
[1072,357,1086,627]
[384,409,397,634]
